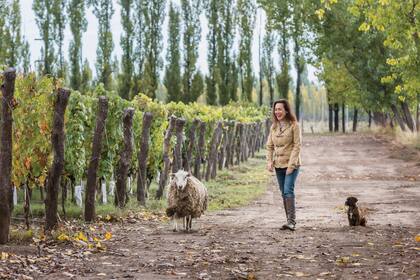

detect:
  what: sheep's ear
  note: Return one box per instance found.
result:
[187,171,192,177]
[169,172,174,178]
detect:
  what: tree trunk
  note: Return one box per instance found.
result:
[61,177,67,218]
[172,118,186,173]
[416,93,420,132]
[401,101,414,132]
[85,96,108,222]
[264,119,271,146]
[194,121,206,180]
[294,39,303,121]
[352,108,358,132]
[241,124,246,162]
[184,119,199,172]
[45,88,71,231]
[368,110,372,128]
[206,121,223,181]
[137,112,153,206]
[156,115,176,199]
[235,123,243,165]
[24,183,31,230]
[115,108,135,208]
[373,111,387,127]
[334,103,339,132]
[218,123,228,170]
[390,104,406,132]
[225,121,235,168]
[342,103,346,133]
[0,68,15,244]
[328,104,333,132]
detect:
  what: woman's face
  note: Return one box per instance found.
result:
[274,102,287,121]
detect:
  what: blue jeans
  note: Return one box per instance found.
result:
[275,167,299,198]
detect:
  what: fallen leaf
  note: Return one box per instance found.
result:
[294,271,310,277]
[62,272,75,278]
[76,232,88,242]
[104,232,112,240]
[57,233,70,241]
[1,252,9,260]
[415,234,420,242]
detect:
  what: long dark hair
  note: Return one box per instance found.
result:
[271,99,297,128]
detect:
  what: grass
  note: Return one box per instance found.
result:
[11,151,269,221]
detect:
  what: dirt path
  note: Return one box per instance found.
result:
[19,134,420,279]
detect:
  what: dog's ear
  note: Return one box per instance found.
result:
[345,196,358,206]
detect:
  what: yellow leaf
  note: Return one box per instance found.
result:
[358,22,370,32]
[415,234,420,242]
[76,232,88,242]
[89,226,95,232]
[57,233,70,241]
[88,243,94,249]
[105,214,112,221]
[104,232,112,240]
[315,9,325,20]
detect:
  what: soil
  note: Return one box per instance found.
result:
[2,134,420,279]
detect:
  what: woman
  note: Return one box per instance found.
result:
[266,99,301,231]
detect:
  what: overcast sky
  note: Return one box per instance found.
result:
[21,1,318,83]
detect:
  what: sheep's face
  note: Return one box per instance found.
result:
[170,170,190,191]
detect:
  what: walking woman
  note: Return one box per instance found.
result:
[266,99,301,231]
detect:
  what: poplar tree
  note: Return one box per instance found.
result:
[263,27,276,105]
[237,0,256,102]
[52,0,67,79]
[133,0,146,96]
[68,0,87,91]
[164,2,182,102]
[33,0,55,75]
[119,0,134,99]
[142,0,166,99]
[5,0,22,68]
[205,0,218,105]
[90,0,114,90]
[81,59,92,93]
[0,1,7,64]
[181,0,201,103]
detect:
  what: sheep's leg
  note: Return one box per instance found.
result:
[172,217,178,232]
[182,217,186,231]
[185,215,192,232]
[188,216,192,232]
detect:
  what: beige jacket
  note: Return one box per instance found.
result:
[266,121,302,169]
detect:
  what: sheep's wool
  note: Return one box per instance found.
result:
[166,175,208,219]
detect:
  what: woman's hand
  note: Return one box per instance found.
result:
[267,162,274,172]
[286,167,294,175]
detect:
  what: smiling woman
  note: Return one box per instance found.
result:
[266,99,301,231]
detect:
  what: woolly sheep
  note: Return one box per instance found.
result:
[166,170,208,232]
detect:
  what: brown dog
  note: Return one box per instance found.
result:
[345,197,367,226]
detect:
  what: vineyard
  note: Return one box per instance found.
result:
[0,69,270,244]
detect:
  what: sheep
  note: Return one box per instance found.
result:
[166,170,208,232]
